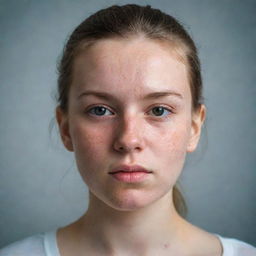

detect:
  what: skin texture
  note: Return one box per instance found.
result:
[56,37,222,256]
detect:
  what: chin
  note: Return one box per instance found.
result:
[107,198,149,212]
[101,188,168,212]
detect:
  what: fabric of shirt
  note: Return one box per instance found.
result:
[0,229,256,256]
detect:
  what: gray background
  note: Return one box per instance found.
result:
[0,0,255,248]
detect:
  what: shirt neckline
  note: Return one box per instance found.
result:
[44,229,61,256]
[44,229,226,256]
[214,233,233,256]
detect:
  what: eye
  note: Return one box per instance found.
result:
[149,106,172,118]
[87,106,114,116]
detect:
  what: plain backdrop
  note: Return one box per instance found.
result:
[0,0,255,247]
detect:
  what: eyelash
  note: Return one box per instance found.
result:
[86,105,174,119]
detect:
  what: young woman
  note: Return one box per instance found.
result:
[1,4,255,256]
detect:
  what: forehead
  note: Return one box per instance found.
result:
[71,37,190,100]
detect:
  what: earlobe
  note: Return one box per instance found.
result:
[186,104,206,153]
[56,106,74,152]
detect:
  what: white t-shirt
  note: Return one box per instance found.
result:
[0,229,255,256]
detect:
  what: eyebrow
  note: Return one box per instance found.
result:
[77,90,183,101]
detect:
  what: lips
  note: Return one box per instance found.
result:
[109,164,152,174]
[109,164,152,183]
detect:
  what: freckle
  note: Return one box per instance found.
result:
[163,243,170,249]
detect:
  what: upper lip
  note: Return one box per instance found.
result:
[109,164,152,174]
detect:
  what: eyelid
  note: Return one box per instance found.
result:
[148,104,174,112]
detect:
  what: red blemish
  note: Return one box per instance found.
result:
[164,243,170,249]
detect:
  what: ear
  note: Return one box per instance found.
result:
[186,104,206,153]
[56,106,74,152]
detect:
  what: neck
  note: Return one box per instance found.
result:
[76,191,189,255]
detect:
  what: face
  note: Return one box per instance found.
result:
[57,37,205,211]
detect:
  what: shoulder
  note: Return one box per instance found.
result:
[0,233,45,256]
[216,235,256,256]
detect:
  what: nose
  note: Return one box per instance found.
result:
[113,116,145,153]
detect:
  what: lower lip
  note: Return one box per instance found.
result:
[110,171,150,183]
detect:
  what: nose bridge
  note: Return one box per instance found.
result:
[113,112,144,152]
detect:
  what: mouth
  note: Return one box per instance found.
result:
[109,164,152,183]
[109,164,152,174]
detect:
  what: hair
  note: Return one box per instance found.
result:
[57,4,204,218]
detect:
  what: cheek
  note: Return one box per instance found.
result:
[72,122,107,150]
[69,123,112,187]
[70,122,111,169]
[154,121,191,158]
[167,130,189,154]
[159,131,187,172]
[152,121,191,180]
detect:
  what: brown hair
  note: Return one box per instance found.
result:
[57,4,204,218]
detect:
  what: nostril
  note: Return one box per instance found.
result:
[113,130,144,153]
[114,143,142,153]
